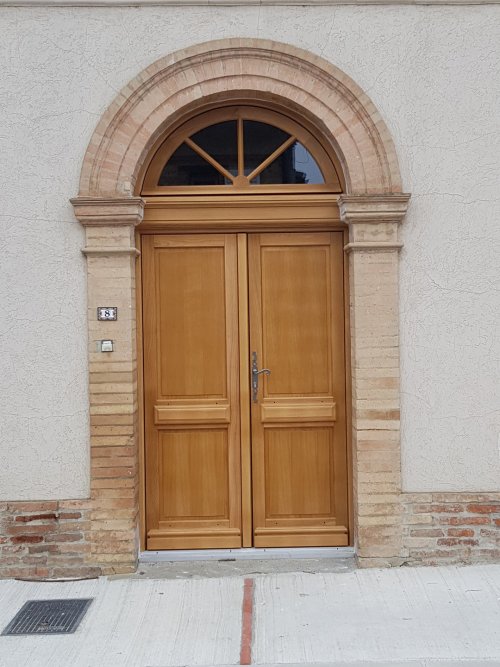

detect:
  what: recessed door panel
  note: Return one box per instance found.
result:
[157,246,227,398]
[260,243,332,396]
[158,428,230,532]
[249,232,348,547]
[264,427,334,518]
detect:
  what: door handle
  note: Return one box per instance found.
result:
[251,352,271,403]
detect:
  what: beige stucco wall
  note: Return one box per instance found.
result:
[0,5,499,499]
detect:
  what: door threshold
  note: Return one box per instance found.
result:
[140,546,355,562]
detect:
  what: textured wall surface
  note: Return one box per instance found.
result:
[0,5,499,497]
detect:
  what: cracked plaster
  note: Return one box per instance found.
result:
[0,5,499,498]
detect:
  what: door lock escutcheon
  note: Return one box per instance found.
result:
[251,352,271,403]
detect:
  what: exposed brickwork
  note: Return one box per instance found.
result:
[0,494,138,579]
[77,39,402,198]
[3,492,498,576]
[0,495,138,578]
[0,500,100,579]
[76,202,142,577]
[402,493,500,565]
[0,201,142,580]
[340,195,409,567]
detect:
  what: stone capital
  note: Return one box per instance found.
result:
[338,194,411,225]
[339,194,411,251]
[70,197,145,227]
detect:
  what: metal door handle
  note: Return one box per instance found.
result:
[251,352,271,403]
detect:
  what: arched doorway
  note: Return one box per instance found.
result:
[71,39,410,571]
[139,104,349,549]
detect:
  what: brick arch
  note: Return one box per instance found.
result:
[78,38,403,197]
[69,39,412,574]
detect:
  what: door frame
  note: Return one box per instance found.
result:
[135,198,353,551]
[71,39,411,570]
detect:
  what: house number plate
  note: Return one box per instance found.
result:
[97,307,117,321]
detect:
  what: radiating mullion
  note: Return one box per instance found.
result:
[247,135,296,183]
[237,117,244,178]
[185,137,235,183]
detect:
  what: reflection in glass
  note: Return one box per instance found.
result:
[158,143,229,186]
[243,121,290,175]
[252,141,324,184]
[190,121,238,176]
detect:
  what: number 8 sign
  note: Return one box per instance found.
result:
[97,307,118,321]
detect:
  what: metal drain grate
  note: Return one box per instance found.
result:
[2,599,93,636]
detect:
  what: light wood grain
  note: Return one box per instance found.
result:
[141,193,342,231]
[154,404,230,423]
[142,230,348,550]
[238,234,253,547]
[142,234,242,549]
[136,232,147,551]
[249,232,348,547]
[261,400,336,422]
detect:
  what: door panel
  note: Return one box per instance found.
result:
[264,427,334,517]
[157,244,227,398]
[260,241,331,396]
[143,234,241,549]
[159,429,229,520]
[249,232,348,547]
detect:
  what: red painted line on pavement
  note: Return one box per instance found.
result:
[240,577,254,665]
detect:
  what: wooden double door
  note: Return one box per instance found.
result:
[142,231,349,549]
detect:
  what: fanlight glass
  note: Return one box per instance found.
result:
[158,143,229,186]
[158,118,326,187]
[190,121,238,176]
[252,142,324,185]
[243,120,289,175]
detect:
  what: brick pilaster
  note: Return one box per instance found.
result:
[72,196,144,574]
[340,194,410,566]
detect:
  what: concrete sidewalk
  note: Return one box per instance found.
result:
[0,563,499,666]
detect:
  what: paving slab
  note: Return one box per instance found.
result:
[253,565,500,664]
[0,577,242,667]
[0,563,500,666]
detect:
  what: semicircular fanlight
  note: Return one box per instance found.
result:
[157,117,327,188]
